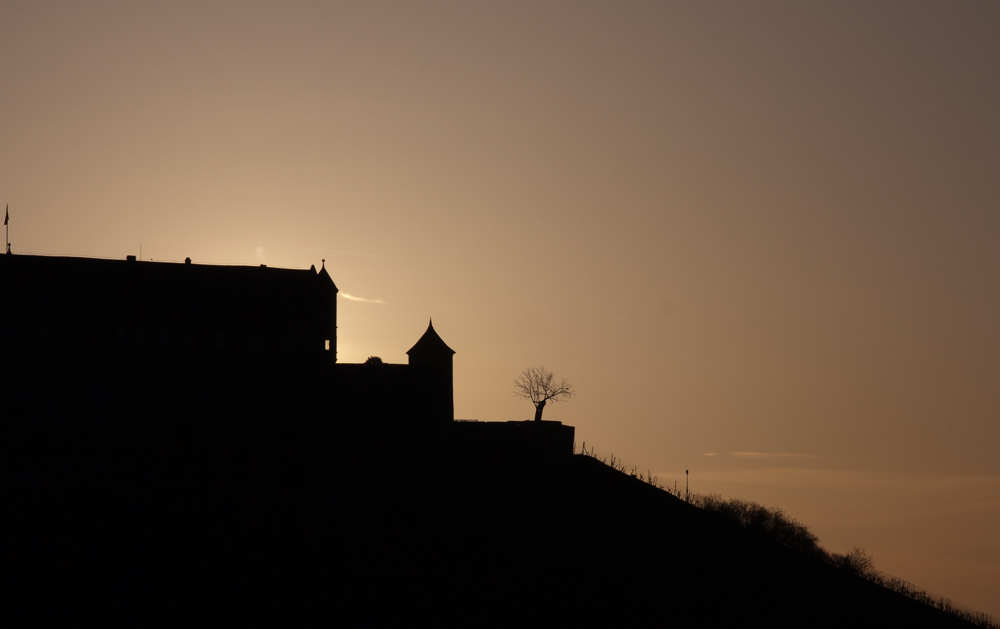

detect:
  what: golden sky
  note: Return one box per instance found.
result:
[1,1,998,616]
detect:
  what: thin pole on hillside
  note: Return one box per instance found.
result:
[686,470,689,502]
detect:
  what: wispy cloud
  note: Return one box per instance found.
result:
[729,452,819,459]
[340,293,386,305]
[683,468,1000,523]
[702,453,717,456]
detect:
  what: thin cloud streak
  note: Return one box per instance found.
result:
[687,468,1000,520]
[730,452,819,459]
[340,293,387,305]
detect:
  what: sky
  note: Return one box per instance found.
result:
[1,0,998,616]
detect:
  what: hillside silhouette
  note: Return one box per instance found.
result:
[0,253,986,625]
[3,416,983,627]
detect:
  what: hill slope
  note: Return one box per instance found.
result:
[3,419,978,626]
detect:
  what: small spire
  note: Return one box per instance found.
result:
[321,259,325,269]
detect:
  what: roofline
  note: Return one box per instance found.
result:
[2,252,319,272]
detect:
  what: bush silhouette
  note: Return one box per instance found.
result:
[695,494,825,558]
[832,547,878,579]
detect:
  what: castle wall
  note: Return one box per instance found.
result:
[451,420,576,460]
[0,255,337,363]
[1,255,460,436]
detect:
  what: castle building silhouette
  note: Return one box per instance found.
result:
[0,253,453,422]
[0,252,571,454]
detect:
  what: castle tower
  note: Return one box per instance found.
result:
[406,319,455,423]
[316,260,338,362]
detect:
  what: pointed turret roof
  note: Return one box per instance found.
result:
[316,258,338,292]
[406,318,455,357]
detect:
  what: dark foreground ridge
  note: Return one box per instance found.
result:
[0,253,982,625]
[3,420,979,626]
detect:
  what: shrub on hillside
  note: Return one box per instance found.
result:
[695,494,826,558]
[830,547,878,580]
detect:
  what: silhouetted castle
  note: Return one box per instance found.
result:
[0,254,338,362]
[0,253,455,424]
[0,252,571,455]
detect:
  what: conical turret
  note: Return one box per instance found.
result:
[406,318,455,366]
[406,319,455,422]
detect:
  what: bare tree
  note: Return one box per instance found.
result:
[513,366,574,422]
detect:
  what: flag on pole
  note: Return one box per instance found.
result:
[4,204,7,225]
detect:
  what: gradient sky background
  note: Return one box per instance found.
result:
[1,1,998,615]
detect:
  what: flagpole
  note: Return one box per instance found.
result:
[5,204,8,255]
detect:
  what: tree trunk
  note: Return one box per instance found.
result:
[533,400,546,422]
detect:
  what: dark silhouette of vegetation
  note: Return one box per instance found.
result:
[579,445,998,628]
[868,571,999,627]
[697,497,998,627]
[513,365,574,421]
[831,546,878,579]
[364,355,383,365]
[695,493,826,558]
